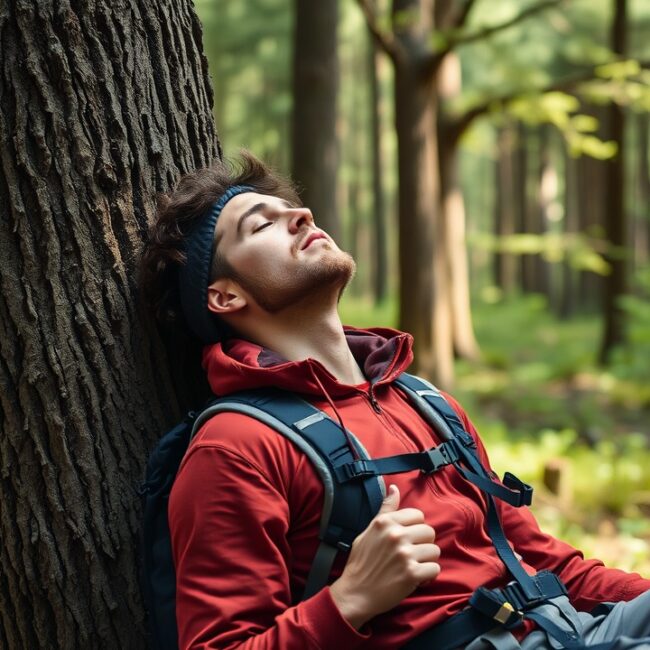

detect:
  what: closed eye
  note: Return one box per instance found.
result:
[253,221,273,233]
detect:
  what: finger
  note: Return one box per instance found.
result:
[378,484,400,514]
[402,523,436,544]
[389,507,426,526]
[409,543,441,563]
[414,561,441,583]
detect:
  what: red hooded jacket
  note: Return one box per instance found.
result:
[169,327,650,649]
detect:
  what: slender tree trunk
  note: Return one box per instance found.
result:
[515,122,533,292]
[437,53,480,361]
[576,115,605,311]
[635,112,650,269]
[347,177,363,295]
[291,0,340,241]
[392,0,452,386]
[368,27,388,304]
[0,1,218,647]
[599,0,628,363]
[561,146,579,319]
[494,123,518,293]
[538,127,562,312]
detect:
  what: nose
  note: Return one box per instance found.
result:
[288,207,314,234]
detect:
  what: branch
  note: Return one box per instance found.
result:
[447,59,650,141]
[441,0,564,53]
[356,0,403,64]
[452,0,478,29]
[450,72,590,139]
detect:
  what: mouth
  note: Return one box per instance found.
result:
[301,231,328,250]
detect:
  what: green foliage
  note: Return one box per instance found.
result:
[480,425,650,573]
[454,294,650,573]
[338,294,398,329]
[194,0,292,169]
[471,232,611,274]
[609,268,650,388]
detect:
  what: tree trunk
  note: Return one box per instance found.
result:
[437,53,480,361]
[515,122,533,293]
[576,115,605,311]
[599,0,628,363]
[634,112,650,269]
[291,0,340,241]
[560,145,579,319]
[538,126,562,311]
[392,0,452,386]
[368,27,388,305]
[494,123,518,294]
[0,1,218,647]
[347,168,363,296]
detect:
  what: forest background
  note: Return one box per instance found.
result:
[197,0,650,575]
[1,0,650,647]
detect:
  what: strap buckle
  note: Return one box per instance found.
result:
[422,442,459,474]
[470,587,524,629]
[501,572,568,612]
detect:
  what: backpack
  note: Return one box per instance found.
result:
[139,373,542,650]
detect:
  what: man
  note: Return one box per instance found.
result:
[139,151,650,649]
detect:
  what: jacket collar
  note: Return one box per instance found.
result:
[202,326,414,398]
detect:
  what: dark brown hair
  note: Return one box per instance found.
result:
[139,150,301,330]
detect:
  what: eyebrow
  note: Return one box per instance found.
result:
[235,199,293,237]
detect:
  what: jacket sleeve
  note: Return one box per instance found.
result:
[169,440,371,650]
[443,393,650,612]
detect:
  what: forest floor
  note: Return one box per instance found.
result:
[339,292,650,576]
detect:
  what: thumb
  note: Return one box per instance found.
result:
[378,484,400,514]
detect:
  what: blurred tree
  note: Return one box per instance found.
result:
[437,49,480,360]
[358,0,563,384]
[197,0,292,169]
[493,122,519,294]
[368,23,389,304]
[635,113,650,268]
[0,0,218,646]
[599,0,628,362]
[291,0,341,240]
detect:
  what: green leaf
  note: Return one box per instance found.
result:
[596,59,641,80]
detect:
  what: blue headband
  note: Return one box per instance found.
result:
[179,184,254,343]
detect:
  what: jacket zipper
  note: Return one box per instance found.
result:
[368,385,382,413]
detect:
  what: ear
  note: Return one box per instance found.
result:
[207,278,248,315]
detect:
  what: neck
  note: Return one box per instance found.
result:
[233,296,366,386]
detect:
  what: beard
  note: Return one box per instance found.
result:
[235,247,356,314]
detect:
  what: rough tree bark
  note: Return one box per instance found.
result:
[0,1,218,647]
[291,0,340,241]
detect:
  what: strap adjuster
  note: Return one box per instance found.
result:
[503,472,533,506]
[493,601,521,625]
[339,459,373,480]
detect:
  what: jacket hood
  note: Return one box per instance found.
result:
[202,326,414,398]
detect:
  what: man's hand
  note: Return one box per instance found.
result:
[329,484,441,630]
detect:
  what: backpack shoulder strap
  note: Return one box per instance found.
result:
[393,373,472,444]
[190,387,385,599]
[394,373,549,600]
[394,373,533,508]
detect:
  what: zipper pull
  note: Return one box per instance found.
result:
[368,386,382,413]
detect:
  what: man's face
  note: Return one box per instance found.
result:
[211,192,355,313]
